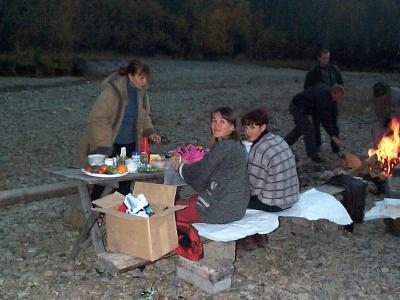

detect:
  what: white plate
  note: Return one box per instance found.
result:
[81,169,128,178]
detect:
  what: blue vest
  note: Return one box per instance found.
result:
[115,79,138,144]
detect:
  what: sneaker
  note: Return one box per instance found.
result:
[253,234,268,248]
[311,155,325,163]
[236,236,257,251]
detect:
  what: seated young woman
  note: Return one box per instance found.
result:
[238,107,299,250]
[173,107,250,224]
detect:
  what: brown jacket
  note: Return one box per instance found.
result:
[79,73,155,164]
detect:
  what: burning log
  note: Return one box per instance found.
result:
[364,153,378,168]
[367,118,400,176]
[359,153,387,181]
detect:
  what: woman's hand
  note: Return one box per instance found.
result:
[149,133,161,143]
[171,160,182,171]
[171,157,187,170]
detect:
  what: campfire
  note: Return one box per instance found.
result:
[368,118,400,176]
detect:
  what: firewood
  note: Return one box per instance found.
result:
[364,153,378,166]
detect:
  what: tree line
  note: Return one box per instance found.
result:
[1,0,399,75]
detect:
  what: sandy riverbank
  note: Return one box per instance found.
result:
[1,58,399,299]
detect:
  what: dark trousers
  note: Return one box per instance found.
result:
[248,195,285,212]
[90,143,136,201]
[284,102,318,158]
[313,103,339,153]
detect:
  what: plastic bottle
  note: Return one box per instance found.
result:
[132,152,141,163]
[131,151,141,171]
[140,137,151,164]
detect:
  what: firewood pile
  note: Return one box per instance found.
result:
[358,153,387,180]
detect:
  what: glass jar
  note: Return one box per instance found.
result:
[140,152,148,165]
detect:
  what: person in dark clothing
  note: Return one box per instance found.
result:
[304,49,344,153]
[304,49,343,89]
[284,84,344,163]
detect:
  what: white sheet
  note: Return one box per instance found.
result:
[193,188,352,242]
[364,198,400,221]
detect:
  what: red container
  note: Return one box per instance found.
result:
[140,137,151,163]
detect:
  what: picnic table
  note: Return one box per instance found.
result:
[48,167,166,273]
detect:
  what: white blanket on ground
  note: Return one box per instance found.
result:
[192,188,353,242]
[364,198,400,221]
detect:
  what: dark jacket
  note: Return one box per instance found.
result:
[304,63,343,90]
[292,84,337,136]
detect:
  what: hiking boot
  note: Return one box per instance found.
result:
[311,155,325,163]
[253,234,268,248]
[236,236,257,251]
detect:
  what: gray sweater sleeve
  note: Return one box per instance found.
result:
[181,142,225,192]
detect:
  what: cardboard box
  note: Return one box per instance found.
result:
[92,182,185,261]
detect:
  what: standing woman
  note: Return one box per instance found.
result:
[79,59,161,198]
[174,107,250,224]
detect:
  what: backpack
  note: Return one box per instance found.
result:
[327,174,367,232]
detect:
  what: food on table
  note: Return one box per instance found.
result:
[83,162,127,175]
[98,164,109,174]
[108,166,117,173]
[138,164,162,173]
[150,154,162,162]
[116,164,128,173]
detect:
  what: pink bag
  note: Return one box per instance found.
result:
[175,144,206,163]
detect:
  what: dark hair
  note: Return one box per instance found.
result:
[210,107,240,142]
[373,81,390,97]
[241,107,269,127]
[318,48,330,58]
[118,59,150,76]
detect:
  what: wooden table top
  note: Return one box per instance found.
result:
[46,167,164,185]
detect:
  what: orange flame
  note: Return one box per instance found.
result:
[368,118,400,176]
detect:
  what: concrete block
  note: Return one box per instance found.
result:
[201,240,236,267]
[176,240,236,294]
[179,256,234,282]
[177,266,232,294]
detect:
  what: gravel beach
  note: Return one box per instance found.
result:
[1,58,399,299]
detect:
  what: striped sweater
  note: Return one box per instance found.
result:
[248,132,299,209]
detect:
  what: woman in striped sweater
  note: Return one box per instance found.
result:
[238,107,299,250]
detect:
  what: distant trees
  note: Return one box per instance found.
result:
[1,0,399,73]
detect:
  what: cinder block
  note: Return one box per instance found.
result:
[179,256,234,282]
[177,266,232,294]
[201,240,236,267]
[176,240,236,294]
